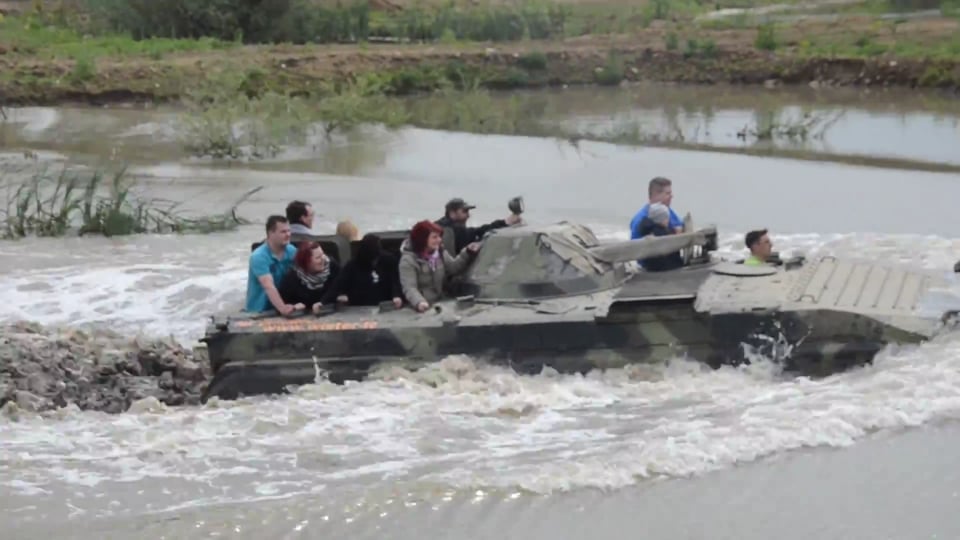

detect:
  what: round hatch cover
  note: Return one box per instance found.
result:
[712,261,778,277]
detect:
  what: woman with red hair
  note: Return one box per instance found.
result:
[399,220,480,312]
[278,241,342,314]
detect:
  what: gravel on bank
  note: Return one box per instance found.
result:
[0,320,209,414]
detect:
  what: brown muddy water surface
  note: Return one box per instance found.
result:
[2,84,960,539]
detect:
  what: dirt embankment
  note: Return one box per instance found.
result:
[0,321,209,415]
[1,16,959,105]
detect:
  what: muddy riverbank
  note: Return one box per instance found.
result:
[2,14,960,106]
[2,45,958,107]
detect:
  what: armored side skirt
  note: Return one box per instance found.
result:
[200,305,930,402]
[199,339,888,403]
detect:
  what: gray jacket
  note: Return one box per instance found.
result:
[398,239,473,306]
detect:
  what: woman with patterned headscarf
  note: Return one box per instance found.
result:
[278,241,342,314]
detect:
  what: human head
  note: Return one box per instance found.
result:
[265,215,290,248]
[336,220,360,241]
[648,203,670,226]
[648,177,673,206]
[745,229,772,260]
[285,200,314,229]
[293,241,328,273]
[445,198,476,224]
[356,233,382,265]
[410,220,443,253]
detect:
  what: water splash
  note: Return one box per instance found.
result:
[2,229,960,524]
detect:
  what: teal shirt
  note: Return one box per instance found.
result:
[245,243,297,312]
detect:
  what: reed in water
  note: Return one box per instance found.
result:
[1,161,260,239]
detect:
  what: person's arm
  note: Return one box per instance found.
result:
[399,256,427,307]
[321,261,350,304]
[260,274,289,312]
[253,254,293,314]
[382,255,403,299]
[465,219,508,243]
[670,209,684,233]
[444,245,476,276]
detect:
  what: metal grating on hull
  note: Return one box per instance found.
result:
[789,257,928,312]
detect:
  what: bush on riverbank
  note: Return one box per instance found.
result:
[1,163,260,239]
[59,0,699,44]
[176,71,413,159]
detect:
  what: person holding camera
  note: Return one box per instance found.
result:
[435,197,522,254]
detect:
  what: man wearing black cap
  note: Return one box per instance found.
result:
[436,197,521,254]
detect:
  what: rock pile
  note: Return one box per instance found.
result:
[0,320,210,414]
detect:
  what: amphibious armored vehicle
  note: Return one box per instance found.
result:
[199,219,960,402]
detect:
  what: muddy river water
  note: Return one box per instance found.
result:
[2,84,960,539]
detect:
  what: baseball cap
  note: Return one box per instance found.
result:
[445,198,476,212]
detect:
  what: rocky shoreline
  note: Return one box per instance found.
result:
[0,321,209,415]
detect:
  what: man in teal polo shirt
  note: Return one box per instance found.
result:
[245,215,299,314]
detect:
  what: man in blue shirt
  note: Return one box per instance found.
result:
[629,176,684,240]
[245,215,299,314]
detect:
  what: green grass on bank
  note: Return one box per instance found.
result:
[0,16,237,60]
[3,0,709,50]
[1,0,957,64]
[5,0,918,56]
[796,34,960,60]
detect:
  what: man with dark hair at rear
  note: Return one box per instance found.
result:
[744,229,773,266]
[630,177,684,240]
[435,197,521,254]
[285,200,314,235]
[246,215,300,315]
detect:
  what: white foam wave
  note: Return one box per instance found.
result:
[3,335,960,516]
[2,107,61,134]
[2,229,960,519]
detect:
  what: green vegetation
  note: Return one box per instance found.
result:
[738,110,845,142]
[7,0,718,49]
[167,64,857,164]
[1,0,958,168]
[795,33,960,60]
[177,74,413,160]
[1,0,958,72]
[755,24,778,52]
[2,10,236,60]
[175,65,559,159]
[593,53,624,86]
[1,162,258,239]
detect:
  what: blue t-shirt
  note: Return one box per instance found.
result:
[629,204,683,239]
[245,243,297,312]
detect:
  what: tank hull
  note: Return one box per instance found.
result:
[203,222,958,402]
[199,295,933,402]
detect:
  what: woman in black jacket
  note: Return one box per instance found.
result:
[278,241,341,314]
[323,233,403,308]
